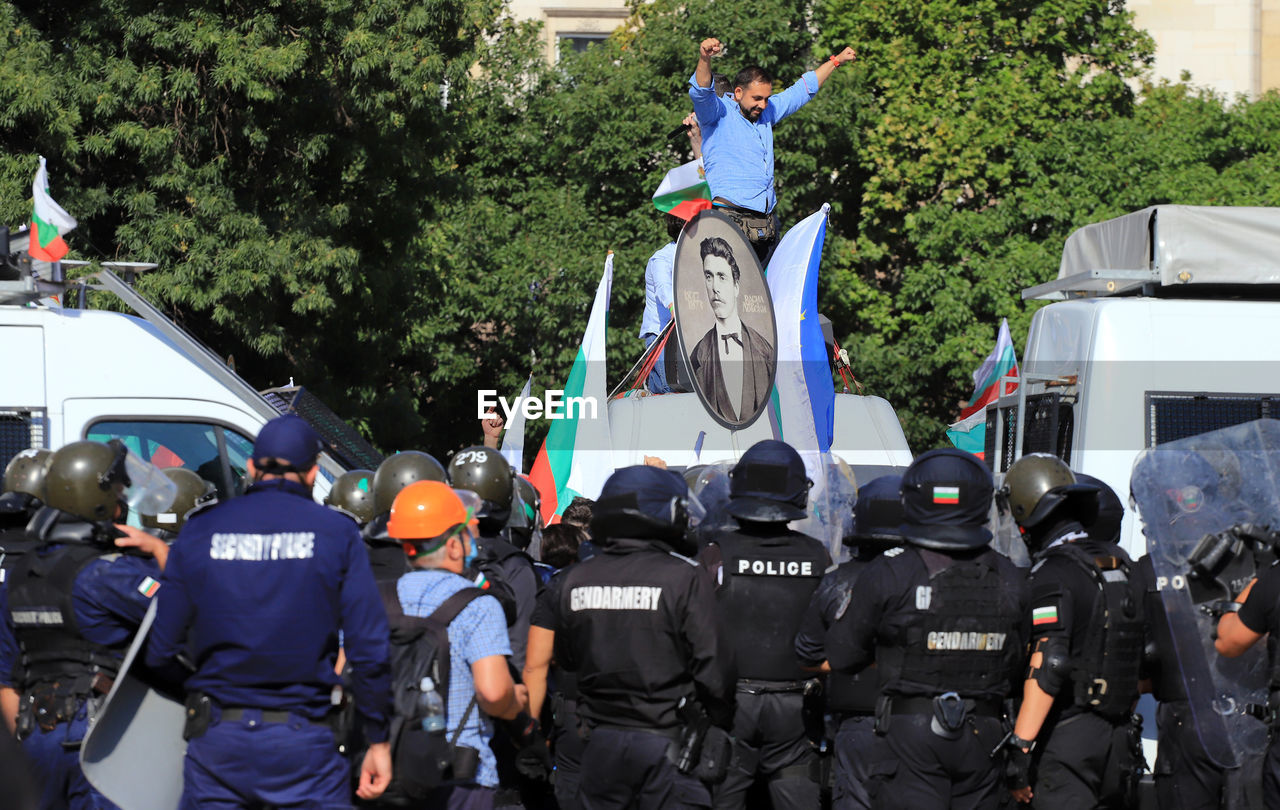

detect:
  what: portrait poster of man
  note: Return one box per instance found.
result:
[673,210,778,430]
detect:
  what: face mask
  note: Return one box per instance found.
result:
[462,529,480,570]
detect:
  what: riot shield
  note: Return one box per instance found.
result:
[1131,419,1280,770]
[690,461,736,548]
[81,600,187,810]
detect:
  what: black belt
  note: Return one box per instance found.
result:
[220,707,331,727]
[890,696,1002,718]
[590,724,682,743]
[712,198,769,217]
[736,678,811,695]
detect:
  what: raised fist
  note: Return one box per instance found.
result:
[699,38,722,60]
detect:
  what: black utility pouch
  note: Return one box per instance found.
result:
[451,744,481,781]
[183,693,213,741]
[873,694,892,736]
[930,692,967,740]
[695,726,732,785]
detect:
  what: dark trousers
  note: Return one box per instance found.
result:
[578,727,710,810]
[832,714,880,810]
[1032,711,1123,810]
[712,690,817,810]
[871,713,1004,810]
[1154,701,1225,810]
[20,703,121,810]
[552,698,586,810]
[423,785,496,810]
[181,712,349,809]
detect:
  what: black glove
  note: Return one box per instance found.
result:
[1002,738,1033,792]
[511,713,552,781]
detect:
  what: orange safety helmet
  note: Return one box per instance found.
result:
[387,480,480,557]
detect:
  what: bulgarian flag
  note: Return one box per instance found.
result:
[529,254,615,525]
[946,318,1019,458]
[29,157,77,262]
[652,159,712,221]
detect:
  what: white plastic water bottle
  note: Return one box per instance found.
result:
[418,677,446,733]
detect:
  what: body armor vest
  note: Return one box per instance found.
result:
[8,541,121,693]
[1054,543,1145,719]
[880,548,1019,698]
[714,530,826,681]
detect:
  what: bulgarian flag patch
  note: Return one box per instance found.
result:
[932,486,961,505]
[1032,604,1059,626]
[137,576,161,598]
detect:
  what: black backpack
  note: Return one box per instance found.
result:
[377,580,487,805]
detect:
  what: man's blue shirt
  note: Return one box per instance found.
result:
[639,241,677,342]
[398,568,511,789]
[688,71,820,214]
[144,479,392,743]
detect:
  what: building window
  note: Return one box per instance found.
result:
[557,33,607,56]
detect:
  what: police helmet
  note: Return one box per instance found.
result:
[848,475,905,551]
[325,469,377,525]
[141,468,217,533]
[44,440,132,524]
[899,448,994,550]
[726,440,811,523]
[515,475,542,529]
[1075,473,1123,545]
[2,448,52,501]
[590,466,701,551]
[448,446,514,529]
[1001,453,1098,529]
[372,451,447,516]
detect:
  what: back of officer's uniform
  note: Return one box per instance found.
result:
[145,479,391,807]
[707,527,827,810]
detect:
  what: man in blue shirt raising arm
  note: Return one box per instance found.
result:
[690,38,857,263]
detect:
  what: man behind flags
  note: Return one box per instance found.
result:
[946,318,1020,458]
[29,157,77,262]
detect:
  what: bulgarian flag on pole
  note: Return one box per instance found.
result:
[946,318,1019,458]
[652,159,712,221]
[529,253,615,525]
[29,157,77,262]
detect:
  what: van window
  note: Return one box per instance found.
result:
[1146,392,1280,447]
[87,420,254,501]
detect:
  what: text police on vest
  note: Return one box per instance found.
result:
[736,559,815,577]
[570,586,663,612]
[210,532,316,561]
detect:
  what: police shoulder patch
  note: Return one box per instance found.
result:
[137,576,161,598]
[834,587,853,621]
[1031,599,1062,630]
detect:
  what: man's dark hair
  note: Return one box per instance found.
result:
[562,496,595,532]
[665,213,685,241]
[541,523,585,570]
[733,66,773,90]
[700,236,740,284]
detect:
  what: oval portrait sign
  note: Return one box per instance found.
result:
[672,210,778,431]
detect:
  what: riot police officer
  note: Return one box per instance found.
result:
[0,439,171,810]
[0,448,52,581]
[143,414,393,806]
[828,448,1028,810]
[448,446,538,673]
[325,468,377,527]
[795,475,904,810]
[1001,454,1145,809]
[553,465,734,810]
[364,452,447,582]
[139,467,217,541]
[698,439,829,810]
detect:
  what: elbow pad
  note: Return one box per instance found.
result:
[1027,637,1071,696]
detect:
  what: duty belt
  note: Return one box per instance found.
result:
[736,678,814,695]
[586,723,682,743]
[220,707,333,728]
[889,695,1003,719]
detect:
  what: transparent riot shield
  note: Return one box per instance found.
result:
[690,461,735,548]
[81,600,187,810]
[1130,419,1280,770]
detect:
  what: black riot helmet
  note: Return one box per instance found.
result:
[1075,473,1123,545]
[1001,453,1098,530]
[43,440,132,524]
[325,469,377,525]
[899,448,994,551]
[848,475,905,553]
[727,440,812,523]
[590,465,703,554]
[515,474,542,529]
[447,446,515,532]
[141,468,217,533]
[372,451,446,516]
[3,448,52,501]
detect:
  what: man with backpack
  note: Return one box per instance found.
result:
[383,479,528,810]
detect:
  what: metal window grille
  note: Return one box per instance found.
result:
[983,393,1075,472]
[0,408,47,478]
[1145,392,1279,447]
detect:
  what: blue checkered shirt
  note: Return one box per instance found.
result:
[688,71,819,214]
[398,569,512,788]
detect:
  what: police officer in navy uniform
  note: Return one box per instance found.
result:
[554,465,734,810]
[144,414,394,807]
[828,448,1028,810]
[0,449,52,584]
[0,439,171,810]
[1000,454,1144,809]
[795,475,904,810]
[697,440,829,809]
